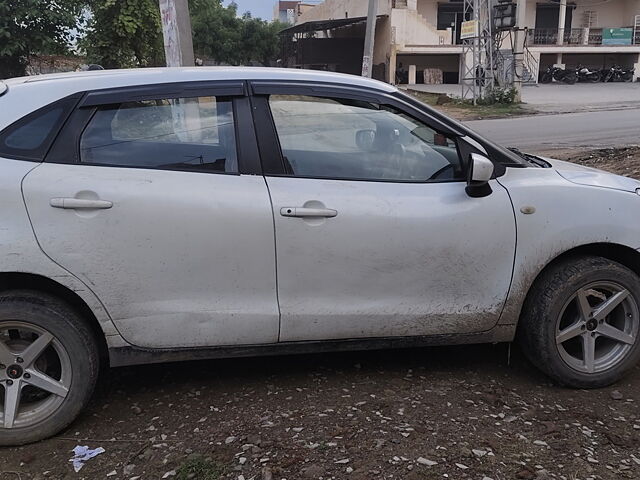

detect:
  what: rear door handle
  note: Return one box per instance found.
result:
[50,198,113,210]
[280,207,338,218]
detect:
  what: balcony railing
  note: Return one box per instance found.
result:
[526,27,638,46]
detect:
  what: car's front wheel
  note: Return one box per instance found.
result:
[0,290,99,446]
[519,256,640,388]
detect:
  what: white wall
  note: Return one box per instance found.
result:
[391,7,452,46]
[532,0,640,29]
[298,0,391,22]
[573,0,637,27]
[416,0,437,23]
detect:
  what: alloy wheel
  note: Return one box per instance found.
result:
[555,282,639,374]
[0,322,72,429]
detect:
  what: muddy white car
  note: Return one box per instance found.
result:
[0,68,639,446]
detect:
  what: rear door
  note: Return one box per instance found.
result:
[22,82,280,349]
[250,82,516,342]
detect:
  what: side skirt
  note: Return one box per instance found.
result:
[108,325,516,367]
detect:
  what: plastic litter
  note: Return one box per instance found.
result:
[69,445,106,472]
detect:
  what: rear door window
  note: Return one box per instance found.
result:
[80,96,238,173]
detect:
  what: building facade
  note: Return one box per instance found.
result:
[283,0,640,84]
[274,1,319,23]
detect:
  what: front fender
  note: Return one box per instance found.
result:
[497,166,640,326]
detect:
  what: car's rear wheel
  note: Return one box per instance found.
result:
[519,256,640,388]
[0,291,99,446]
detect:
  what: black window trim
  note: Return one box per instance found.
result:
[46,81,261,176]
[0,93,82,162]
[249,80,475,184]
[79,81,246,108]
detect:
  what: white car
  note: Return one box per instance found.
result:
[0,68,639,446]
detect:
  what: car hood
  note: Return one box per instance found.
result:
[542,157,640,194]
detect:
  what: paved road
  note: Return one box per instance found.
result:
[408,83,640,113]
[465,107,640,153]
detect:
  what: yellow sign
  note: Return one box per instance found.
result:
[460,20,479,40]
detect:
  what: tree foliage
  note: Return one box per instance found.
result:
[81,0,165,69]
[0,0,287,78]
[191,0,287,66]
[0,0,84,78]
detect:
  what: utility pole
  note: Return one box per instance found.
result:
[159,0,195,67]
[513,0,527,102]
[361,0,378,78]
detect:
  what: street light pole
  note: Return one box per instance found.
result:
[361,0,378,78]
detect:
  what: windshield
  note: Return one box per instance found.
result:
[394,90,528,167]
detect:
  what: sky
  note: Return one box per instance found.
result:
[224,0,274,20]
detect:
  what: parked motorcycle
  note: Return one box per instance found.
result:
[576,65,601,83]
[540,66,577,84]
[601,65,635,83]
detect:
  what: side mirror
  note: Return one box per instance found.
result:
[466,153,494,198]
[355,129,376,152]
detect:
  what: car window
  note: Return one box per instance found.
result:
[0,94,79,161]
[269,95,463,182]
[4,108,65,150]
[80,96,237,173]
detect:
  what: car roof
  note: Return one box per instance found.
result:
[0,67,397,131]
[4,67,397,93]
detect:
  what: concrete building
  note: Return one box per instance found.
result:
[280,0,640,84]
[274,1,319,23]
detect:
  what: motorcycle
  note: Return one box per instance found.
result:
[540,66,577,84]
[601,65,635,83]
[576,65,601,83]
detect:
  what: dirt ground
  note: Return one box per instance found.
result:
[1,147,640,480]
[543,147,640,180]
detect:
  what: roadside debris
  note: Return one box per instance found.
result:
[68,445,105,472]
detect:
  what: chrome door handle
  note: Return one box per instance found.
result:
[280,207,338,218]
[50,198,113,210]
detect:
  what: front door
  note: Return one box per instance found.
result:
[23,87,279,349]
[253,86,516,342]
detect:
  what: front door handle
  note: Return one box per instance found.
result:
[280,207,338,218]
[50,198,113,210]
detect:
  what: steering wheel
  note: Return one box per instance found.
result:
[428,163,454,181]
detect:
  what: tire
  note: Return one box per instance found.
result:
[622,72,633,82]
[540,73,552,84]
[587,72,601,83]
[517,256,640,388]
[0,290,100,446]
[563,73,577,85]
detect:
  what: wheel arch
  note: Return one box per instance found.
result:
[0,272,109,366]
[518,242,640,325]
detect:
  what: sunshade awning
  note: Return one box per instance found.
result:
[279,15,384,35]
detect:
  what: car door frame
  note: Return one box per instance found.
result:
[28,79,283,353]
[247,80,519,343]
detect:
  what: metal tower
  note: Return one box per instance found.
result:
[461,0,495,103]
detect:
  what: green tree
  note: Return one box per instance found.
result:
[238,15,288,66]
[191,0,286,66]
[191,0,241,65]
[0,0,84,79]
[81,0,165,69]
